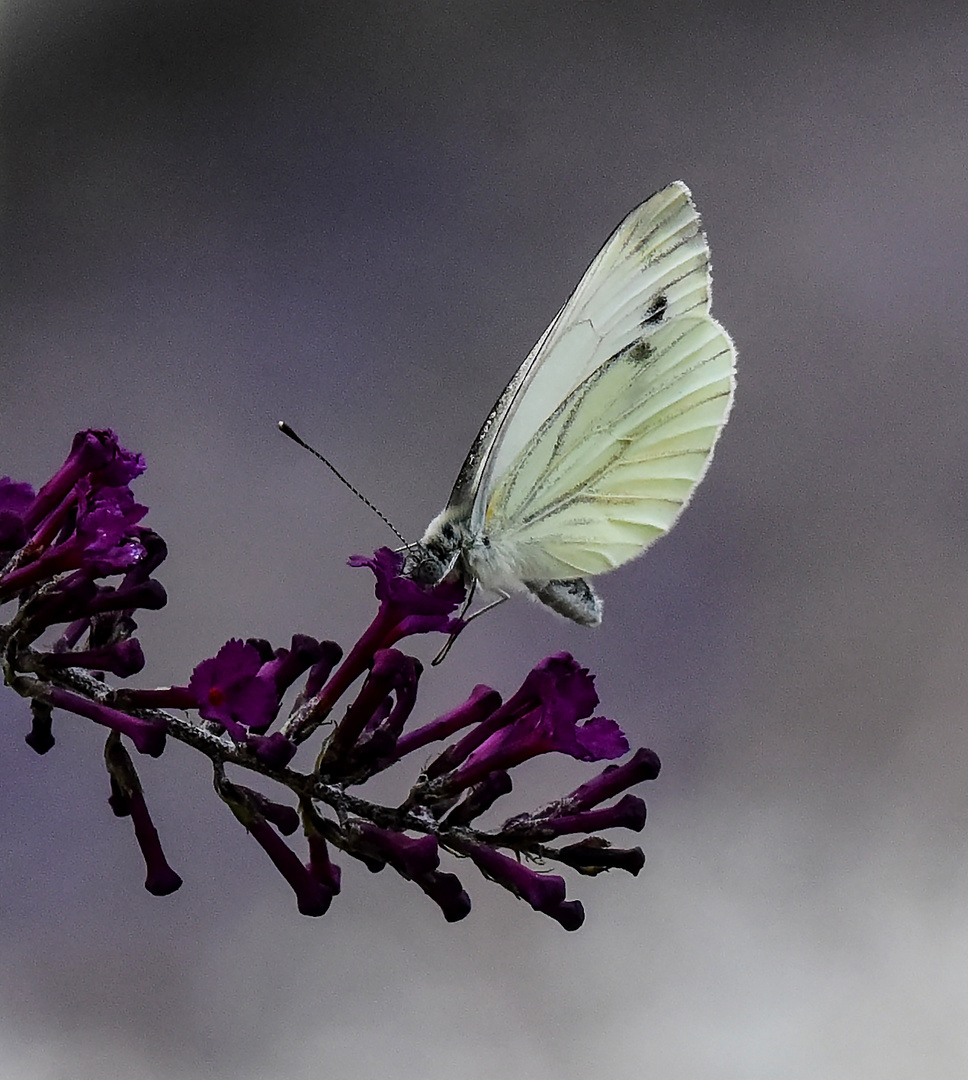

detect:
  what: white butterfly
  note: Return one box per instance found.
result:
[403,181,736,627]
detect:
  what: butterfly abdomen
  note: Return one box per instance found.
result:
[524,578,602,626]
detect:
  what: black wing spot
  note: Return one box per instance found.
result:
[622,340,654,366]
[643,294,667,325]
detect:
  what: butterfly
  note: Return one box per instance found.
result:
[402,181,736,627]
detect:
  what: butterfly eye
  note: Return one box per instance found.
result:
[643,294,667,325]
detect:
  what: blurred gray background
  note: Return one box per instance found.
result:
[3,1,968,1077]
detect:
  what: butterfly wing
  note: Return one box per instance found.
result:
[461,182,735,584]
[479,314,734,581]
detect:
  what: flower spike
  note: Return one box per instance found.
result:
[2,429,663,929]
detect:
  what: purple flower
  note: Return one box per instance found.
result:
[86,578,167,614]
[245,731,297,769]
[26,429,145,535]
[306,832,342,895]
[0,482,148,599]
[391,683,502,762]
[247,816,335,916]
[353,824,440,879]
[73,480,148,565]
[230,786,300,836]
[126,786,184,896]
[121,528,168,582]
[0,430,152,612]
[0,478,35,552]
[320,648,420,767]
[413,871,472,923]
[441,770,513,827]
[46,687,166,756]
[503,794,648,841]
[39,638,146,678]
[349,548,466,652]
[290,550,464,743]
[456,841,585,931]
[349,547,465,618]
[189,639,279,743]
[559,747,662,812]
[18,572,166,640]
[341,652,423,771]
[422,653,601,781]
[104,735,182,895]
[554,840,646,876]
[257,635,329,697]
[348,824,472,922]
[430,654,629,796]
[219,781,333,917]
[301,643,344,700]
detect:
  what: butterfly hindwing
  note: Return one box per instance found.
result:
[480,313,734,581]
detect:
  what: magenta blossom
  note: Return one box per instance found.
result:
[189,639,280,743]
[0,479,35,552]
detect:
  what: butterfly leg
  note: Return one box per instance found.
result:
[431,584,510,665]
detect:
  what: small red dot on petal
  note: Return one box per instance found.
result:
[208,686,225,706]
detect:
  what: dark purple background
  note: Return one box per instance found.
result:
[4,2,968,1076]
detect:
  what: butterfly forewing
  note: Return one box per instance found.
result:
[463,182,714,533]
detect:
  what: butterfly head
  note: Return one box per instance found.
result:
[401,508,472,586]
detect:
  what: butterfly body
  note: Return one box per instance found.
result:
[405,507,604,625]
[403,181,736,625]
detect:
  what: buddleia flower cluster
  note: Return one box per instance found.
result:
[0,429,661,930]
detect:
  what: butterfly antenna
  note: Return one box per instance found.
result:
[278,421,409,547]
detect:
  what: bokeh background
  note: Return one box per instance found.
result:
[4,2,968,1077]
